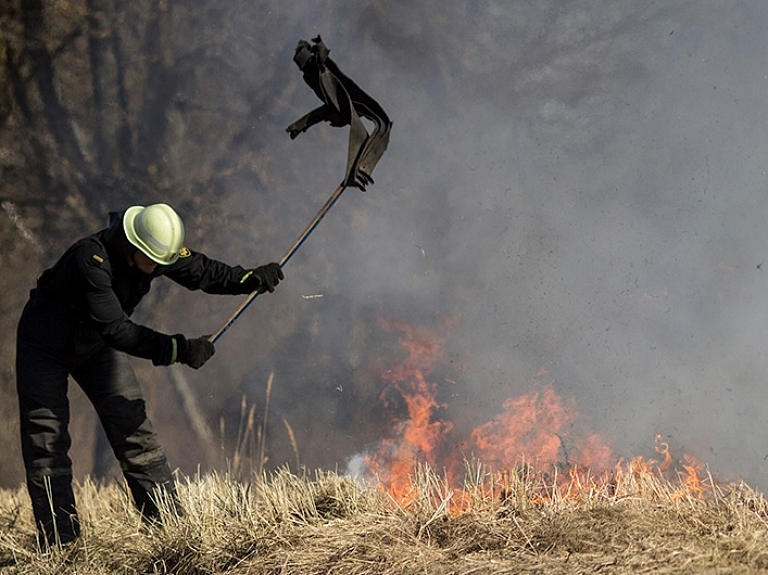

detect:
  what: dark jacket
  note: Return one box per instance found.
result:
[26,211,252,365]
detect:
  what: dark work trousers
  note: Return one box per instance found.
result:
[16,294,179,547]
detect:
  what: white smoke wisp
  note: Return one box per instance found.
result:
[3,201,44,254]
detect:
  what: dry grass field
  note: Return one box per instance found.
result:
[2,461,768,574]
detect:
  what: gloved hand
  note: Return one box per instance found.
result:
[176,335,215,369]
[241,262,284,293]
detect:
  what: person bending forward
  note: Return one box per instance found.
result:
[15,203,283,548]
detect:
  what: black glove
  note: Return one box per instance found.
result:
[242,262,284,293]
[176,335,215,369]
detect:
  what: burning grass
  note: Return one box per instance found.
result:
[1,462,768,574]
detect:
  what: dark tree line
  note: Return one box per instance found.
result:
[0,0,405,488]
[0,0,306,487]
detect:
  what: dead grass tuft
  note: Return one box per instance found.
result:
[1,462,768,574]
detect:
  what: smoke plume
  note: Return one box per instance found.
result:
[218,1,768,489]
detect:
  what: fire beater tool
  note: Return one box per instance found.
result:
[209,36,392,343]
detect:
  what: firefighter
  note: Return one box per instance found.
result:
[15,203,283,548]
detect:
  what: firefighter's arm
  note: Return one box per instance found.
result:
[80,252,178,365]
[163,248,281,295]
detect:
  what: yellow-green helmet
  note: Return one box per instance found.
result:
[123,203,185,265]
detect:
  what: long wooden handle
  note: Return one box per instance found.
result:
[209,183,347,343]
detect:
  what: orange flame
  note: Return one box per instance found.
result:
[654,434,674,472]
[363,318,453,503]
[361,317,713,508]
[471,386,573,469]
[678,453,707,499]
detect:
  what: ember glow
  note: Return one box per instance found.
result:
[357,318,710,507]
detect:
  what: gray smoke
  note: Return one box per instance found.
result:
[183,1,768,489]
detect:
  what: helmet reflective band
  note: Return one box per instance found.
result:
[123,204,185,265]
